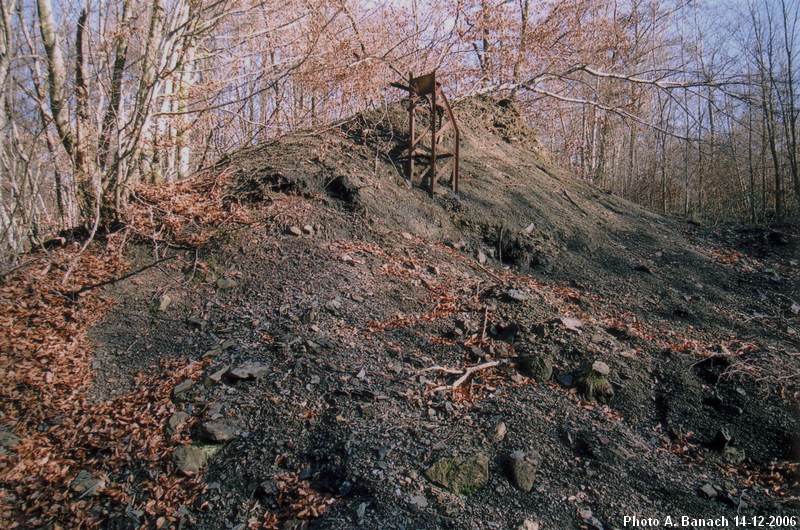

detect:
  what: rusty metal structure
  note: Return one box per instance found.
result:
[391,71,460,196]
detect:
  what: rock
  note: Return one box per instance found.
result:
[167,411,190,434]
[229,362,269,380]
[302,224,314,235]
[173,444,219,475]
[216,277,237,289]
[591,360,610,376]
[477,249,487,264]
[557,372,575,387]
[509,450,541,492]
[699,483,718,499]
[401,232,413,240]
[408,494,428,510]
[207,365,230,383]
[518,520,540,530]
[425,453,489,495]
[576,362,614,402]
[287,226,303,236]
[723,446,746,465]
[634,263,654,274]
[492,422,508,443]
[71,470,105,496]
[172,379,195,400]
[558,316,583,332]
[491,321,520,342]
[158,293,172,311]
[199,420,239,442]
[712,428,732,450]
[325,298,342,313]
[517,355,553,382]
[0,428,20,455]
[523,223,536,235]
[505,289,531,303]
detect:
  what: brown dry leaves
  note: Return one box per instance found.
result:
[0,238,211,528]
[0,171,263,528]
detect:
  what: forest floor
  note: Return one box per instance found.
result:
[1,98,799,530]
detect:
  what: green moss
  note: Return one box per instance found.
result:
[577,368,614,402]
[425,453,489,495]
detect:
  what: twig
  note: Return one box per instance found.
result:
[429,360,503,393]
[480,306,489,343]
[64,255,177,298]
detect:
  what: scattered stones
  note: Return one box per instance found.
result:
[172,379,195,400]
[576,361,614,402]
[71,470,106,497]
[199,420,239,442]
[287,226,303,236]
[492,422,507,443]
[517,355,553,382]
[699,483,718,499]
[509,450,541,492]
[216,277,237,289]
[229,362,269,380]
[158,293,172,312]
[167,411,190,434]
[173,444,219,475]
[425,453,489,495]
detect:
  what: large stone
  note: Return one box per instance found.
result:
[229,362,269,380]
[167,411,190,434]
[509,450,541,492]
[172,379,195,400]
[517,355,553,382]
[173,444,220,475]
[199,420,239,442]
[425,453,489,495]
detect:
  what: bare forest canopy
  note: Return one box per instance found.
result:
[2,0,800,262]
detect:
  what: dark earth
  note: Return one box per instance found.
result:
[87,98,799,529]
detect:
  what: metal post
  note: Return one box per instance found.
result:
[430,84,436,196]
[407,73,415,185]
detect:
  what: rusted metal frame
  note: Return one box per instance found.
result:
[406,73,415,185]
[429,87,436,196]
[437,85,460,193]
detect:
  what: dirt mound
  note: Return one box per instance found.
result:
[56,97,800,528]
